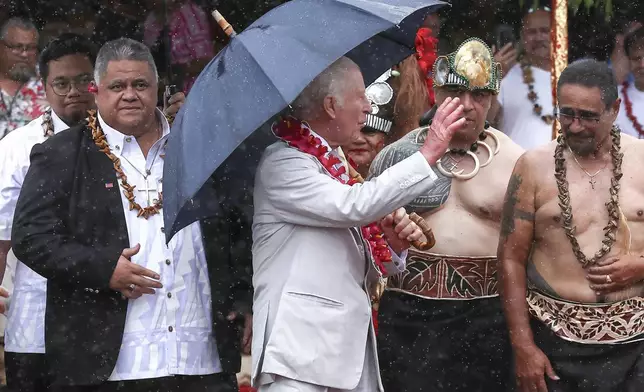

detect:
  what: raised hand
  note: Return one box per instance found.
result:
[493,43,518,77]
[420,97,466,164]
[109,244,163,299]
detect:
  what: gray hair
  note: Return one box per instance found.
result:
[94,38,158,85]
[0,17,38,40]
[291,57,358,118]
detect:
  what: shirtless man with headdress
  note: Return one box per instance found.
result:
[369,37,524,391]
[499,59,644,392]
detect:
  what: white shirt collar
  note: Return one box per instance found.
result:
[97,108,170,157]
[50,109,70,135]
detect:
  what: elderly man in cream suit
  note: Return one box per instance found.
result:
[251,57,467,392]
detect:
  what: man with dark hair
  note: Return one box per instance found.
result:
[0,33,98,392]
[616,25,644,139]
[0,17,48,139]
[11,37,246,392]
[499,58,644,392]
[0,35,186,392]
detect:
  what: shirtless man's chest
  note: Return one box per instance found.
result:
[424,131,524,256]
[532,136,644,302]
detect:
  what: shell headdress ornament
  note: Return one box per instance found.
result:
[432,37,502,94]
[364,69,400,134]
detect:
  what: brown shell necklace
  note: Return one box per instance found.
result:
[553,126,623,267]
[87,109,170,219]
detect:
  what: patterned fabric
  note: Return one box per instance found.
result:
[0,110,68,354]
[143,0,215,92]
[387,252,498,300]
[528,289,644,344]
[98,111,222,381]
[0,78,48,140]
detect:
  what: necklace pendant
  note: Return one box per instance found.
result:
[589,177,596,189]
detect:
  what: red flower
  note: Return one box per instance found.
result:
[415,27,439,106]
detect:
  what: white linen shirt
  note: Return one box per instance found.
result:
[0,110,68,354]
[617,83,644,139]
[498,64,554,150]
[97,111,222,381]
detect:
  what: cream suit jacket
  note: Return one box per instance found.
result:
[251,141,438,390]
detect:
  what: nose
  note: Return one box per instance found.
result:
[567,118,585,134]
[122,87,138,101]
[67,83,81,97]
[460,92,475,111]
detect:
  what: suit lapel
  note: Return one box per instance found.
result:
[81,129,129,236]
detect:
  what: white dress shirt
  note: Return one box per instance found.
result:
[498,64,555,150]
[97,111,222,381]
[0,109,68,353]
[617,83,644,139]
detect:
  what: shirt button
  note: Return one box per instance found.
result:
[126,137,132,142]
[115,145,120,151]
[160,227,165,233]
[167,292,172,298]
[165,259,171,265]
[168,326,173,332]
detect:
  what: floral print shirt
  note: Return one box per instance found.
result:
[0,78,48,140]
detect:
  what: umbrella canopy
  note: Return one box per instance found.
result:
[163,0,448,241]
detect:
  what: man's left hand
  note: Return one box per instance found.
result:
[163,92,186,117]
[227,311,252,355]
[587,255,644,293]
[380,208,424,255]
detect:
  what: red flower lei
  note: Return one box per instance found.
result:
[272,116,393,274]
[622,82,644,138]
[415,27,438,106]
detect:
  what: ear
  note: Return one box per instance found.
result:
[323,95,338,119]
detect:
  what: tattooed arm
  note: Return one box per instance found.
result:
[498,152,558,392]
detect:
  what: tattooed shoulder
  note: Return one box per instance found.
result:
[500,174,535,238]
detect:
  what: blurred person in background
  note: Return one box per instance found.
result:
[616,25,644,139]
[0,17,47,139]
[143,0,216,93]
[490,6,554,150]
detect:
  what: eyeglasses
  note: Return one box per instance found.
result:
[50,75,93,96]
[2,40,38,54]
[555,108,602,127]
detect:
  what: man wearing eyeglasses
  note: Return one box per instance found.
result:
[0,17,47,140]
[499,59,644,392]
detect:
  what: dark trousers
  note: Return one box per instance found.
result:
[5,352,52,392]
[53,373,238,392]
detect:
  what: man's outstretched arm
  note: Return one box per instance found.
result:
[498,153,558,392]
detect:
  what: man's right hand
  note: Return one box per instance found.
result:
[420,97,465,165]
[109,244,163,299]
[514,343,559,392]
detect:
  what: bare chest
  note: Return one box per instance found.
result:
[438,155,514,221]
[535,166,644,245]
